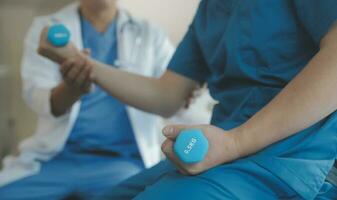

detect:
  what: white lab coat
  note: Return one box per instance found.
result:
[0,3,176,187]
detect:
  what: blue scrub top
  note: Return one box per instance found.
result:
[66,15,140,157]
[168,0,337,199]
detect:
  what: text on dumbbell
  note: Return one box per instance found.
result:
[183,138,197,154]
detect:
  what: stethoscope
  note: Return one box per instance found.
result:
[114,18,143,70]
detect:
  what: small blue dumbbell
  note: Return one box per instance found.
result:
[47,24,70,47]
[173,129,209,164]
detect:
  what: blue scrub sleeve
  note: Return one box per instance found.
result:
[294,0,337,44]
[167,24,209,84]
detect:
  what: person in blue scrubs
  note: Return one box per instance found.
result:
[0,2,148,200]
[97,1,337,199]
[37,0,337,199]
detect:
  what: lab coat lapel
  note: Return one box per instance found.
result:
[116,10,161,167]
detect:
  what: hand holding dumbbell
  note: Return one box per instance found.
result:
[38,24,79,64]
[45,24,93,95]
[162,125,241,175]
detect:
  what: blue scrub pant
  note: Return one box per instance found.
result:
[0,149,144,200]
[99,160,337,200]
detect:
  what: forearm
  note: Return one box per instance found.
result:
[90,59,193,117]
[37,27,197,117]
[233,30,337,157]
[50,82,82,117]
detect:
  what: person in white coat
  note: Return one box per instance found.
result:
[0,0,212,199]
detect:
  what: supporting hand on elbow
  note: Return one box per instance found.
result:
[161,124,241,175]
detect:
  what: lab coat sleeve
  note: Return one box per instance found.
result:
[21,17,63,119]
[152,26,175,77]
[293,0,337,44]
[165,88,214,125]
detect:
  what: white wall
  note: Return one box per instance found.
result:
[0,0,200,156]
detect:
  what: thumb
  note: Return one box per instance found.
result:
[41,26,49,39]
[162,124,192,140]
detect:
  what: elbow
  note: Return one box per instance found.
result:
[319,24,337,49]
[319,37,329,49]
[160,111,176,119]
[51,110,65,118]
[157,104,181,118]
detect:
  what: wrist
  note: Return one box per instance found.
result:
[38,43,80,64]
[62,82,85,97]
[58,44,81,64]
[89,58,101,83]
[229,126,249,159]
[231,121,267,159]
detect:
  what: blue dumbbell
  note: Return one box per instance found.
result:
[173,129,209,164]
[47,24,70,47]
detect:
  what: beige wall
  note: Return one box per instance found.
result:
[0,0,74,158]
[119,0,199,44]
[0,0,199,157]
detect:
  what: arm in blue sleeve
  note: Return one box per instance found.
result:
[294,0,337,44]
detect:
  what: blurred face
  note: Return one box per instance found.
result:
[80,0,117,10]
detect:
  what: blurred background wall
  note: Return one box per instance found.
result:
[0,0,200,159]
